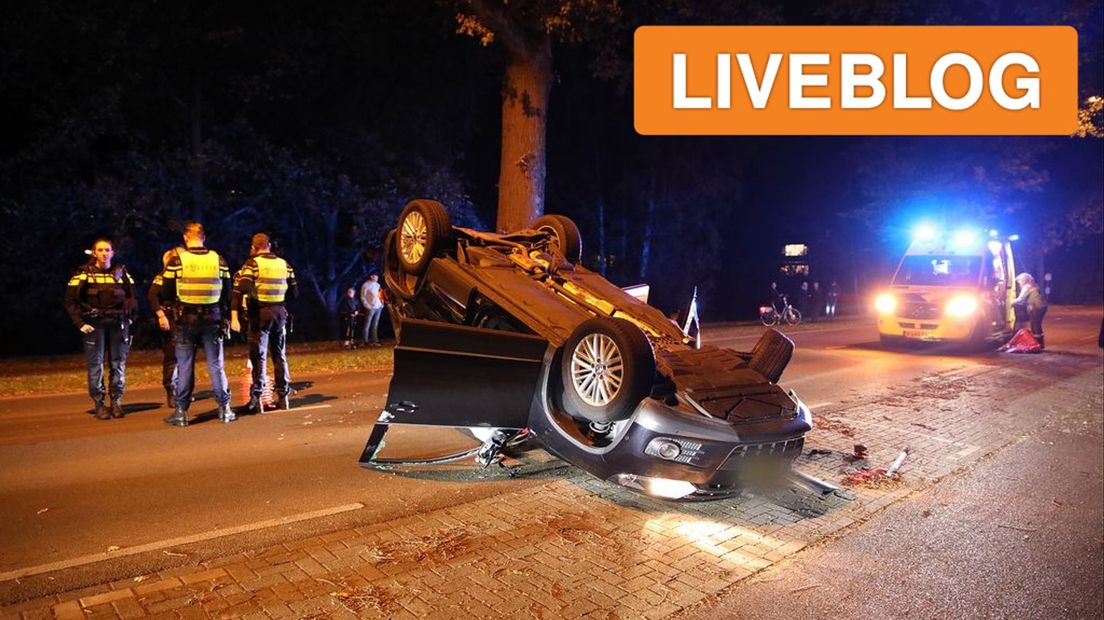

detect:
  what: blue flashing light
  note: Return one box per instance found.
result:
[912,223,938,242]
[952,228,979,249]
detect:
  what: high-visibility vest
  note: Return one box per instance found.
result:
[177,251,223,305]
[254,255,290,303]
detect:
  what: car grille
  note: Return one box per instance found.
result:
[718,437,804,470]
[900,303,941,320]
[898,322,940,330]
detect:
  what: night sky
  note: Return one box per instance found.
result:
[1,0,1101,355]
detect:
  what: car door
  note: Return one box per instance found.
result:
[380,318,550,429]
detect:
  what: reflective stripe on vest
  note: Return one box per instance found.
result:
[177,251,222,305]
[254,256,289,303]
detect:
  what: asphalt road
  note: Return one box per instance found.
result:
[1,308,1100,605]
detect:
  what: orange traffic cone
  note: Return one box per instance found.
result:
[240,359,277,408]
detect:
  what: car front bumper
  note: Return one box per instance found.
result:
[531,395,814,500]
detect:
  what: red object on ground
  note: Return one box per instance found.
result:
[239,359,276,407]
[845,467,888,484]
[1001,328,1042,354]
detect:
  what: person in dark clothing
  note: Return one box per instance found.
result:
[152,222,235,426]
[1012,272,1048,349]
[339,287,361,348]
[810,281,824,322]
[230,233,299,413]
[147,246,192,408]
[826,280,841,320]
[63,238,136,420]
[768,282,785,311]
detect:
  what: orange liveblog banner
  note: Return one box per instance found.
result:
[634,26,1079,135]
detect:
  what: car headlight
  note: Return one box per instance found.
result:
[874,293,897,314]
[945,294,979,317]
[609,474,696,500]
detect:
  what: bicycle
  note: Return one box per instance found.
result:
[760,295,802,326]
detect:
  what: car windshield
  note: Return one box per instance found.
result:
[893,255,981,287]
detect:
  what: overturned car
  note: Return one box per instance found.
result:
[359,199,824,500]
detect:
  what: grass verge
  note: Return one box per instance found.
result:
[0,341,394,397]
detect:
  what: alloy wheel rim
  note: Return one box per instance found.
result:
[571,333,624,407]
[400,211,428,264]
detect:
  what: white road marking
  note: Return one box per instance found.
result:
[807,402,834,409]
[0,502,364,582]
[287,403,333,412]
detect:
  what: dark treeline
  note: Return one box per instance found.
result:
[2,0,1101,355]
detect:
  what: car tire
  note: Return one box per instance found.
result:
[396,199,451,275]
[968,320,991,352]
[383,229,418,302]
[534,214,582,264]
[880,334,905,348]
[560,317,655,424]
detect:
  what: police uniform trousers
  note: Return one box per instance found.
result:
[83,321,130,402]
[249,304,291,398]
[174,307,230,408]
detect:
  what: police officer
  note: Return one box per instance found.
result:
[231,233,298,412]
[147,246,193,408]
[63,238,136,420]
[153,222,235,426]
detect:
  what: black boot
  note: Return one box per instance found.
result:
[246,395,264,415]
[93,399,110,420]
[1035,334,1045,350]
[163,407,188,427]
[165,387,176,408]
[110,398,124,419]
[274,394,292,411]
[218,403,237,423]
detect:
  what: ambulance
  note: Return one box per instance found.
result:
[874,226,1017,346]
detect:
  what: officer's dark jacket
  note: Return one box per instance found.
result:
[63,263,137,328]
[232,252,298,312]
[154,247,231,310]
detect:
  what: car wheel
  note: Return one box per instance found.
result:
[383,229,418,302]
[534,214,582,264]
[397,199,451,275]
[968,320,992,352]
[880,334,905,348]
[560,317,655,424]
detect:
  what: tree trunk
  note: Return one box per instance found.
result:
[495,38,552,233]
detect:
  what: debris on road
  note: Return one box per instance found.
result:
[846,444,869,461]
[106,545,120,552]
[36,507,49,515]
[843,447,910,488]
[886,448,911,477]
